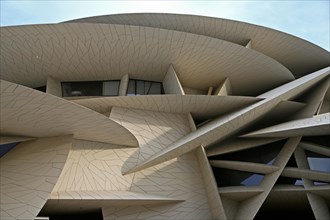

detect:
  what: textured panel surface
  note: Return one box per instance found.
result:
[0,23,293,96]
[0,136,72,220]
[0,80,138,146]
[52,139,137,192]
[67,13,330,77]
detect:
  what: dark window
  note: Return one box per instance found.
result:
[212,167,265,187]
[34,86,46,92]
[0,142,19,158]
[62,81,119,97]
[126,79,163,95]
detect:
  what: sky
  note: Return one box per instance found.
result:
[0,1,329,51]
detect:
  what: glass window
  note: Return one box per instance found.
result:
[62,83,72,97]
[127,80,136,96]
[136,80,145,95]
[62,81,121,97]
[126,79,163,95]
[62,81,102,97]
[103,81,120,96]
[149,83,162,94]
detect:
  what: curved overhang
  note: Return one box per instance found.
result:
[0,80,139,146]
[72,95,262,120]
[65,13,330,77]
[0,22,294,96]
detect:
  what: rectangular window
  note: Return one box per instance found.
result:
[103,81,120,96]
[126,79,163,96]
[127,80,136,96]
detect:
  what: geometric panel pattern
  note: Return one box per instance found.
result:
[103,151,213,220]
[0,80,138,146]
[0,13,329,220]
[68,13,330,78]
[110,107,191,164]
[0,136,72,219]
[0,23,295,96]
[52,139,137,192]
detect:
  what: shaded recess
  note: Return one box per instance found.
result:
[38,208,103,220]
[302,136,330,147]
[208,139,285,164]
[255,192,315,220]
[0,142,20,157]
[212,167,265,187]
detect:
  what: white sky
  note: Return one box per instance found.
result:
[1,1,329,50]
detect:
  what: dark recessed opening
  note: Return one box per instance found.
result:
[208,139,285,164]
[255,191,315,220]
[212,167,265,187]
[302,136,330,148]
[34,85,46,92]
[38,208,103,220]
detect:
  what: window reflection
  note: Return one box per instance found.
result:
[62,81,120,97]
[127,79,163,95]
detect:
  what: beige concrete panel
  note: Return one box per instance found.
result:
[242,113,330,138]
[110,110,212,219]
[0,136,72,220]
[116,152,212,219]
[281,167,330,182]
[206,138,282,157]
[163,65,185,95]
[196,146,227,220]
[272,184,330,192]
[67,13,330,77]
[245,40,252,49]
[207,87,213,95]
[0,135,35,145]
[187,113,197,131]
[110,107,191,167]
[52,139,137,193]
[74,95,261,120]
[209,160,279,174]
[0,23,294,96]
[252,100,307,126]
[214,78,231,96]
[49,190,183,202]
[125,68,329,174]
[294,145,313,187]
[42,191,183,215]
[319,86,330,114]
[110,107,212,218]
[220,197,239,220]
[294,146,330,219]
[293,77,330,119]
[119,74,129,96]
[182,87,206,95]
[0,80,138,146]
[300,142,330,157]
[218,186,264,201]
[46,76,62,97]
[258,68,329,99]
[234,137,301,220]
[306,192,330,220]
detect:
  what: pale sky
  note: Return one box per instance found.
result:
[1,0,329,50]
